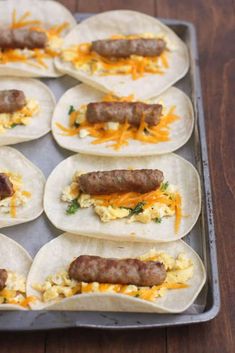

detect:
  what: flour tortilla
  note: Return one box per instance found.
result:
[27,233,206,313]
[0,0,76,77]
[0,77,55,146]
[44,153,201,242]
[55,10,189,99]
[0,147,45,228]
[52,84,194,156]
[0,233,32,310]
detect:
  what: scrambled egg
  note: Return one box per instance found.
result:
[33,250,193,304]
[61,32,173,78]
[0,99,39,133]
[0,270,27,305]
[0,171,31,217]
[61,171,177,224]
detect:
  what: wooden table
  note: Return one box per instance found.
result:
[2,1,234,352]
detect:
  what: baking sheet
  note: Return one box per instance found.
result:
[0,14,220,330]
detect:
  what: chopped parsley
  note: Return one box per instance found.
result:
[135,294,140,298]
[126,202,145,216]
[10,123,23,128]
[160,181,169,192]
[68,105,75,115]
[66,199,80,215]
[154,217,162,223]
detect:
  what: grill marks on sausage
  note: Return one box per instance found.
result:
[0,269,8,291]
[69,255,166,287]
[0,173,14,200]
[0,28,47,50]
[79,169,164,195]
[91,38,166,58]
[0,90,26,114]
[86,102,162,127]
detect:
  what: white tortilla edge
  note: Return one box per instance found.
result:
[44,153,201,242]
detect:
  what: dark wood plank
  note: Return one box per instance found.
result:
[57,0,77,12]
[0,332,46,353]
[45,328,166,353]
[155,0,235,352]
[77,0,155,15]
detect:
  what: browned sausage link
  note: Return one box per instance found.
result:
[91,38,166,58]
[0,90,26,113]
[0,269,8,291]
[69,255,166,286]
[0,28,47,50]
[79,169,164,195]
[86,102,162,127]
[0,173,14,200]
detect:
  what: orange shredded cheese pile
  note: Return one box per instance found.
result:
[0,287,36,308]
[56,95,180,151]
[0,10,69,68]
[62,34,169,80]
[92,188,182,233]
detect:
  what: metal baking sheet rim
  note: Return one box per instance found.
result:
[0,14,220,331]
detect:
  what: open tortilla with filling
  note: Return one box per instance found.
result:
[44,153,201,242]
[0,146,45,228]
[0,0,76,77]
[55,10,189,99]
[27,233,206,313]
[52,84,194,156]
[0,233,32,310]
[0,77,55,145]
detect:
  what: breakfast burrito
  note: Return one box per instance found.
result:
[0,77,55,145]
[55,10,189,99]
[44,154,201,242]
[0,233,33,310]
[0,146,45,228]
[52,84,194,156]
[0,0,76,77]
[26,233,206,313]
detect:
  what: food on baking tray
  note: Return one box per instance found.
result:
[44,154,201,242]
[0,146,45,228]
[26,233,206,312]
[0,77,55,146]
[0,0,76,77]
[0,233,33,310]
[55,10,189,98]
[52,85,194,156]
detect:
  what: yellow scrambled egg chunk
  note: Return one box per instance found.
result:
[33,250,193,303]
[61,172,178,224]
[0,99,39,134]
[0,270,26,305]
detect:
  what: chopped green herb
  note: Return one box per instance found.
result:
[66,199,80,215]
[10,123,23,128]
[128,202,145,216]
[154,217,162,223]
[68,105,75,115]
[160,181,169,192]
[135,294,140,298]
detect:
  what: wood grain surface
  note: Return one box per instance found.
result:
[1,1,234,352]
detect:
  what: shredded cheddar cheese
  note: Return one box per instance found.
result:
[61,33,169,80]
[33,251,193,304]
[61,172,182,233]
[0,10,69,68]
[55,92,180,151]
